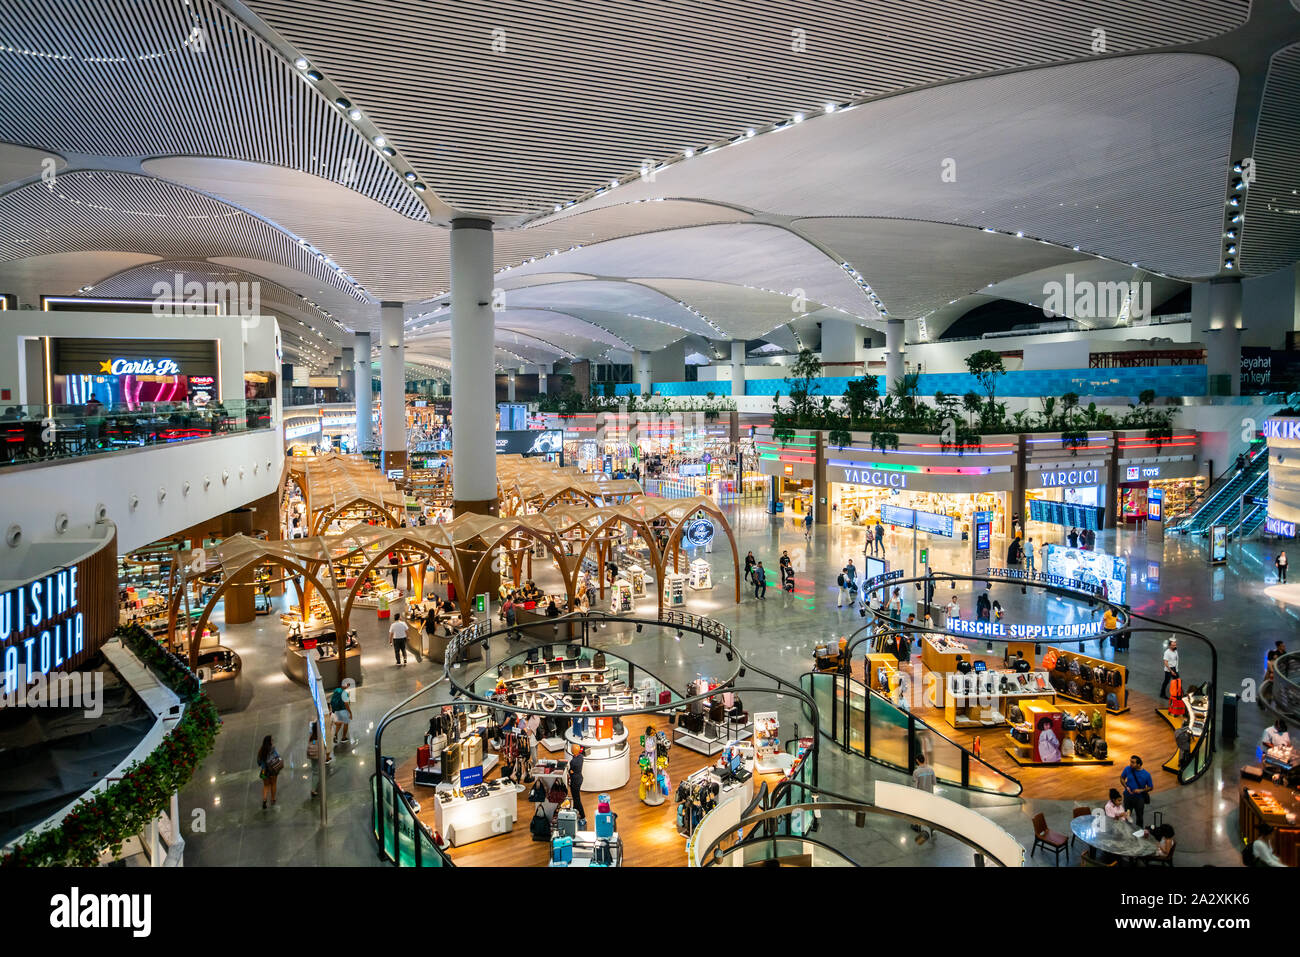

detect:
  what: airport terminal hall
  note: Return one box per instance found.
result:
[3,0,1300,932]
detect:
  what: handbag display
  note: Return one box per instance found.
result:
[530,804,552,841]
[463,734,484,769]
[566,643,581,658]
[592,651,606,670]
[442,742,461,777]
[512,664,526,678]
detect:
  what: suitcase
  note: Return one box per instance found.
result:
[417,745,431,768]
[551,836,573,863]
[658,690,672,705]
[595,811,615,839]
[555,808,579,838]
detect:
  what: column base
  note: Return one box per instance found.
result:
[453,497,499,518]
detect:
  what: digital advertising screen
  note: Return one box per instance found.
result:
[1044,545,1128,604]
[495,429,563,456]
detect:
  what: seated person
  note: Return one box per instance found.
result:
[1148,824,1176,862]
[1104,788,1130,821]
[545,598,560,618]
[1263,719,1291,751]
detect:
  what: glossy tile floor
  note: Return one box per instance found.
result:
[180,506,1289,867]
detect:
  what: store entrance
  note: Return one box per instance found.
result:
[778,477,814,515]
[830,485,1008,540]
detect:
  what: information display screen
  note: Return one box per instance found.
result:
[1029,498,1104,530]
[1044,545,1128,604]
[880,504,954,538]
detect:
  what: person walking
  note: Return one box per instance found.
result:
[976,591,992,621]
[845,559,858,589]
[874,520,885,558]
[387,551,400,588]
[1159,637,1178,699]
[1067,527,1079,549]
[803,510,813,543]
[389,611,409,665]
[330,683,354,747]
[744,550,756,583]
[1277,550,1289,584]
[752,561,767,600]
[944,592,960,625]
[911,753,936,843]
[1120,755,1153,828]
[257,734,282,809]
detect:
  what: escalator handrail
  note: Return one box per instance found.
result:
[1171,444,1266,529]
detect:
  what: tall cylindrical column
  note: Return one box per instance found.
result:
[353,332,372,449]
[1199,278,1243,396]
[380,302,406,472]
[507,370,516,402]
[730,340,746,398]
[884,319,905,388]
[451,219,498,513]
[536,363,550,395]
[340,346,354,398]
[636,351,653,396]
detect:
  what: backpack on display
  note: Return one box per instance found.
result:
[1091,738,1108,759]
[1067,679,1082,698]
[1054,656,1069,673]
[1060,737,1076,758]
[1062,715,1077,731]
[592,651,606,670]
[1078,664,1093,682]
[1074,734,1092,757]
[1068,659,1081,676]
[1040,650,1059,671]
[1092,685,1107,704]
[1007,704,1023,724]
[1106,691,1119,710]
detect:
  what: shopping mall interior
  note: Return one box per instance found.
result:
[4,0,1300,915]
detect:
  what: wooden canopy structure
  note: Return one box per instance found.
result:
[283,451,407,535]
[171,497,740,677]
[494,454,644,516]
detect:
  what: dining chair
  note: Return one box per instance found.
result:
[1069,806,1091,848]
[1031,812,1069,865]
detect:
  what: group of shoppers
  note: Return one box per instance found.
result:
[256,683,355,808]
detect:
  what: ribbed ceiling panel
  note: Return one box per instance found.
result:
[0,0,425,221]
[246,0,1249,217]
[1242,41,1300,276]
[0,171,367,298]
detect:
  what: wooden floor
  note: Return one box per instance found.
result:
[849,654,1180,801]
[398,714,781,867]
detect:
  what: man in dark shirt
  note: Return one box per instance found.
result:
[567,746,586,825]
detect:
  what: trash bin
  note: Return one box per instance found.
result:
[1221,691,1238,745]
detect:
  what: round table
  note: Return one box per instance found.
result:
[1070,812,1158,860]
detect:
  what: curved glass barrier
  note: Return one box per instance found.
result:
[0,399,274,469]
[799,671,1022,796]
[372,772,452,867]
[709,835,856,867]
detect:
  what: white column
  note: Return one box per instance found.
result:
[451,219,498,507]
[507,370,516,402]
[536,363,550,395]
[1197,279,1243,396]
[636,351,653,395]
[729,339,746,398]
[340,346,355,397]
[884,319,905,387]
[380,302,406,463]
[353,332,372,448]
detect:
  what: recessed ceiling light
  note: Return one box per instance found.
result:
[294,58,309,70]
[609,178,619,187]
[1015,231,1024,237]
[373,135,386,147]
[824,102,836,113]
[413,183,426,192]
[1225,259,1235,269]
[745,129,755,138]
[348,108,361,121]
[1226,244,1237,255]
[403,171,416,181]
[793,113,804,123]
[335,97,350,109]
[305,70,322,81]
[381,147,395,157]
[683,148,695,159]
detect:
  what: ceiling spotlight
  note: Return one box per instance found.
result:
[1233,162,1243,173]
[553,204,561,212]
[1227,244,1237,255]
[1226,229,1237,239]
[1228,197,1240,207]
[403,171,416,181]
[1225,259,1235,270]
[635,623,642,633]
[683,147,695,158]
[1015,231,1024,238]
[381,147,395,157]
[294,57,309,70]
[1072,245,1080,251]
[745,128,755,138]
[347,108,362,121]
[824,102,836,113]
[1232,179,1244,191]
[793,112,804,123]
[1231,214,1243,223]
[725,651,734,662]
[738,667,746,678]
[373,135,386,147]
[715,642,722,654]
[609,178,619,187]
[305,70,323,81]
[335,97,351,109]
[413,183,426,192]
[698,635,705,648]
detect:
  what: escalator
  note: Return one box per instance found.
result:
[1169,444,1268,537]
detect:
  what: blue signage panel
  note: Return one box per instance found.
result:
[879,504,953,537]
[683,518,715,546]
[1266,516,1297,538]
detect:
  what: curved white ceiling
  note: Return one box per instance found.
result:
[245,0,1248,218]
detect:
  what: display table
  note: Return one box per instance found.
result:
[944,670,1055,730]
[424,628,484,664]
[514,603,577,640]
[283,642,363,688]
[566,726,630,790]
[921,635,972,673]
[432,780,518,847]
[195,646,242,712]
[552,831,624,867]
[1240,777,1300,866]
[685,764,757,867]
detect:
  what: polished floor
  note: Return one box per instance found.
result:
[178,505,1286,867]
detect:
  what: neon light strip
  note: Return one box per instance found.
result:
[826,458,991,475]
[832,446,1012,457]
[1111,441,1197,450]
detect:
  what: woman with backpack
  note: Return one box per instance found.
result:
[257,734,283,809]
[331,684,354,747]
